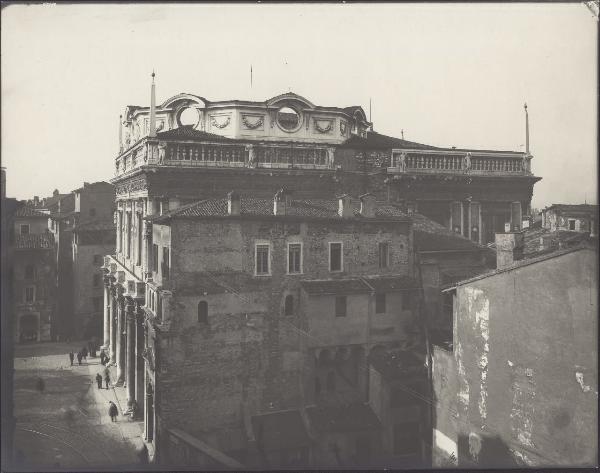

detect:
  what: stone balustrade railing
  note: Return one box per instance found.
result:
[115,140,334,176]
[388,149,532,176]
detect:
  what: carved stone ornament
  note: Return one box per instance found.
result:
[340,121,347,136]
[241,115,264,130]
[314,119,333,134]
[210,116,231,129]
[158,142,167,164]
[116,177,148,195]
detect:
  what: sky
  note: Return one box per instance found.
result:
[1,3,597,209]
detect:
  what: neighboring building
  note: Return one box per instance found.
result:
[104,190,423,467]
[12,206,56,342]
[541,204,598,235]
[432,232,598,468]
[72,221,116,339]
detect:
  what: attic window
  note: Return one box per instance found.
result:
[178,107,200,128]
[277,106,300,131]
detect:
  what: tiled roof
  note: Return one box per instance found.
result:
[152,197,409,222]
[340,131,438,151]
[15,233,54,249]
[412,213,485,252]
[362,275,420,293]
[156,126,236,142]
[440,267,491,286]
[14,205,49,218]
[545,204,598,213]
[306,403,381,433]
[251,409,310,451]
[301,278,371,295]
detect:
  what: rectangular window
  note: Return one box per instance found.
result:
[375,293,386,314]
[378,242,389,268]
[152,244,159,273]
[335,296,347,317]
[24,286,35,303]
[162,247,170,279]
[20,224,30,235]
[93,254,103,265]
[402,291,411,311]
[255,244,270,275]
[568,219,576,231]
[329,242,342,272]
[93,274,101,287]
[288,243,302,274]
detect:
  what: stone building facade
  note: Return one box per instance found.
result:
[541,204,598,235]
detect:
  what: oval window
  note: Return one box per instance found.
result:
[179,107,199,127]
[277,106,300,131]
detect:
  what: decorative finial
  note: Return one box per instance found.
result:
[524,102,527,110]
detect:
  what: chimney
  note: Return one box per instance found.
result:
[33,196,39,206]
[495,231,525,269]
[338,194,353,218]
[359,193,376,217]
[273,188,288,216]
[227,191,240,215]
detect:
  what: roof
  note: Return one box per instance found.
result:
[440,267,491,286]
[156,125,237,143]
[151,196,409,223]
[15,233,54,249]
[301,278,372,295]
[251,409,310,451]
[14,205,49,218]
[362,275,420,293]
[369,349,427,380]
[544,204,598,213]
[443,243,598,291]
[306,403,381,433]
[72,181,115,193]
[339,131,438,151]
[412,212,486,252]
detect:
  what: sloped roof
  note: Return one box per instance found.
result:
[156,126,237,142]
[306,403,381,433]
[15,206,49,218]
[301,278,372,295]
[251,409,310,451]
[15,233,54,249]
[151,196,409,222]
[369,349,426,380]
[411,212,485,252]
[340,131,438,151]
[545,204,598,213]
[362,275,420,293]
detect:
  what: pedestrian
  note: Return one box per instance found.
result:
[36,377,45,393]
[68,351,74,366]
[82,346,88,361]
[76,352,82,365]
[138,443,149,465]
[95,373,103,389]
[104,371,111,389]
[108,401,118,422]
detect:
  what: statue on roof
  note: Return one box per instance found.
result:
[463,152,472,172]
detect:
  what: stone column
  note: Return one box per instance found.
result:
[126,297,136,407]
[135,302,145,418]
[109,285,117,364]
[143,220,153,277]
[102,280,111,349]
[116,292,126,385]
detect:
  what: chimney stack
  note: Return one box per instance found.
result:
[359,193,376,218]
[228,191,240,216]
[338,194,353,218]
[273,188,290,216]
[495,231,525,269]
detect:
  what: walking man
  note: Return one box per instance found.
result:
[95,373,103,389]
[68,351,74,366]
[108,401,118,422]
[104,371,111,390]
[82,346,88,361]
[76,352,82,365]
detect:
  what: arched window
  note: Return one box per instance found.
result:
[284,295,294,316]
[327,371,336,392]
[198,301,208,324]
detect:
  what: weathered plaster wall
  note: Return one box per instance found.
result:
[450,248,597,467]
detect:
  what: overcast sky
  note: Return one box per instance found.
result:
[2,3,597,208]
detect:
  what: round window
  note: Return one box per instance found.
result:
[277,106,300,131]
[178,107,200,128]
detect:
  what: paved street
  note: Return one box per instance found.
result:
[13,341,143,471]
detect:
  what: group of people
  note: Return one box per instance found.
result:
[95,366,112,389]
[68,346,90,366]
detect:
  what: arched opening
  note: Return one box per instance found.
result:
[284,295,294,316]
[277,106,300,131]
[197,301,208,324]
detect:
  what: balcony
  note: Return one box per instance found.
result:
[388,149,532,177]
[114,137,334,177]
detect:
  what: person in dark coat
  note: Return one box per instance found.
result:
[76,352,82,365]
[108,401,118,422]
[68,352,74,366]
[82,347,88,361]
[95,373,103,389]
[104,371,111,389]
